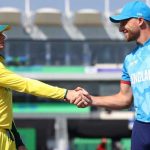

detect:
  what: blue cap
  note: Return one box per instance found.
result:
[110,0,150,23]
[0,25,10,32]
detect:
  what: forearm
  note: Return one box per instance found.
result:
[91,94,132,110]
[20,78,67,100]
[0,64,83,103]
[91,83,133,110]
[0,64,66,100]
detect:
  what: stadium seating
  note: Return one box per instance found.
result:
[73,9,102,26]
[0,7,30,39]
[34,8,62,25]
[0,7,21,25]
[33,8,70,39]
[73,9,110,39]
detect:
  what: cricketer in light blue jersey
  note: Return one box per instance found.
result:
[77,1,150,150]
[122,39,150,122]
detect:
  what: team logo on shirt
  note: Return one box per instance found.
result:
[129,60,138,67]
[131,69,150,84]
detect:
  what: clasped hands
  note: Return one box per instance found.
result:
[65,87,92,108]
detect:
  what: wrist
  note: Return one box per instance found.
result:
[64,89,68,99]
[90,96,96,106]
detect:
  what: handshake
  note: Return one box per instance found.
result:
[65,87,92,108]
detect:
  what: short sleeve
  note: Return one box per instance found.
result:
[121,59,131,85]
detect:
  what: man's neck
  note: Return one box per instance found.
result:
[137,28,150,44]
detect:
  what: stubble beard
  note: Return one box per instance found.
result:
[125,30,139,42]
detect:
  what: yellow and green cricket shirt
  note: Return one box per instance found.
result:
[0,58,67,129]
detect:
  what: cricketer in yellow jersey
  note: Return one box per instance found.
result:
[0,25,91,150]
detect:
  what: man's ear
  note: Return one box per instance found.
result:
[138,18,145,27]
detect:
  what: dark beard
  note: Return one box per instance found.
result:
[126,31,140,42]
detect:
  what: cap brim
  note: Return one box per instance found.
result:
[109,15,131,23]
[0,25,11,32]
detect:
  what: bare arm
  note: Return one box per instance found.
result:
[91,83,133,110]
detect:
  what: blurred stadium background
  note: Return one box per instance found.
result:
[0,0,148,150]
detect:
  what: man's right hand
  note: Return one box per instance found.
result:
[65,89,92,108]
[65,90,82,103]
[75,87,92,107]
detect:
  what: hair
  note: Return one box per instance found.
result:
[145,20,150,27]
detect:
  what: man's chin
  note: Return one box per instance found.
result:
[125,37,133,42]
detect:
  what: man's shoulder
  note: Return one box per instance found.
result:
[125,46,138,59]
